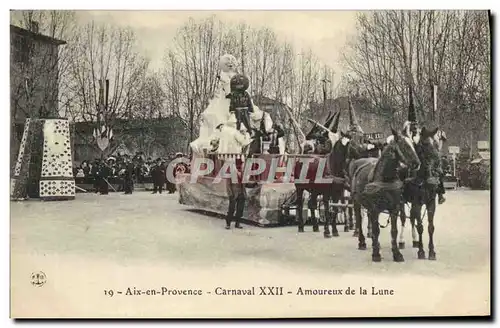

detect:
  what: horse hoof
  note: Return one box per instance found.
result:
[313,226,320,232]
[352,231,359,237]
[393,253,405,262]
[332,231,340,237]
[398,242,405,249]
[412,241,419,248]
[324,232,332,239]
[372,254,382,262]
[367,232,372,238]
[298,227,305,233]
[344,226,349,232]
[417,251,426,260]
[358,243,367,250]
[428,252,437,261]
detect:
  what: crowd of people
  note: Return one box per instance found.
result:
[73,151,189,195]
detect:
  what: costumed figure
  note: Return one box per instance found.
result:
[190,54,239,155]
[188,54,285,230]
[226,74,254,136]
[268,122,285,154]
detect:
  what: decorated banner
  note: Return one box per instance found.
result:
[177,174,295,226]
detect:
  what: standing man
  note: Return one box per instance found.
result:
[98,161,111,195]
[151,158,166,194]
[123,158,135,195]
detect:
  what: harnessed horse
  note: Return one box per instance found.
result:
[351,128,421,262]
[400,126,442,260]
[294,113,349,237]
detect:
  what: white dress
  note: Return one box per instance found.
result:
[190,70,236,154]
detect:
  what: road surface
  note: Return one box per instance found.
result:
[11,189,490,318]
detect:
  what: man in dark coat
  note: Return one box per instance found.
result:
[91,159,101,193]
[123,158,135,195]
[98,161,111,195]
[151,158,166,194]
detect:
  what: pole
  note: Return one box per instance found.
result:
[433,84,438,123]
[321,77,330,113]
[452,153,456,177]
[189,98,194,156]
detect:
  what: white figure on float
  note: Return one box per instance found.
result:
[191,54,257,156]
[191,53,279,157]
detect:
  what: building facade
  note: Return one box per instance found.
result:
[10,24,66,168]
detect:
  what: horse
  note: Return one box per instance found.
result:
[400,126,442,260]
[343,134,385,238]
[351,127,421,262]
[294,113,352,237]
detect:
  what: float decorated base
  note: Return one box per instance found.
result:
[177,174,296,226]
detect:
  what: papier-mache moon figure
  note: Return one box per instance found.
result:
[190,54,251,155]
[190,54,276,156]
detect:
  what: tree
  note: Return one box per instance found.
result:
[342,10,490,148]
[10,10,78,120]
[161,15,338,152]
[65,21,149,156]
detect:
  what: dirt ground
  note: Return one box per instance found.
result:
[10,189,490,318]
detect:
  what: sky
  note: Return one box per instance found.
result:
[75,10,360,82]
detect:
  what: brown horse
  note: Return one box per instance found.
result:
[401,126,442,260]
[294,112,350,237]
[351,128,421,262]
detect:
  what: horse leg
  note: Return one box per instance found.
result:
[355,202,366,250]
[308,192,319,233]
[370,211,382,262]
[409,204,419,248]
[427,197,437,260]
[329,194,340,237]
[352,195,359,237]
[398,202,406,249]
[348,199,354,230]
[343,196,350,233]
[391,210,404,262]
[367,214,372,238]
[412,203,426,259]
[296,188,305,233]
[323,194,333,238]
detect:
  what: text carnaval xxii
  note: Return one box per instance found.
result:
[103,286,395,297]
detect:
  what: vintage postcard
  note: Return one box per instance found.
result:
[9,9,491,318]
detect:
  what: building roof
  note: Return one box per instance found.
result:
[10,24,66,46]
[252,95,290,108]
